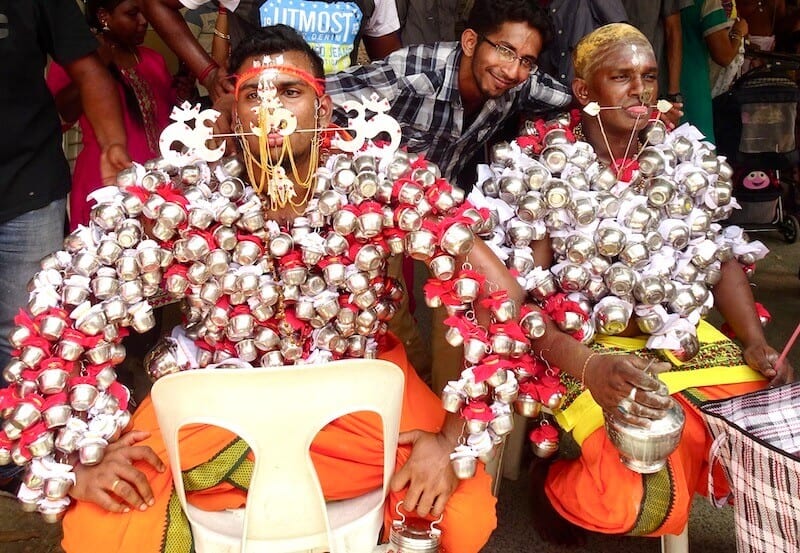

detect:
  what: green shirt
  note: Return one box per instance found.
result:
[680,0,729,142]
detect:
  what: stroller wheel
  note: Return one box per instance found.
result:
[781,215,799,244]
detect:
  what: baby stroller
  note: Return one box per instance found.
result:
[713,52,800,244]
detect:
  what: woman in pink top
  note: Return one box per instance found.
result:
[48,0,175,229]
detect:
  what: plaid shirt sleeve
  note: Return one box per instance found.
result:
[519,70,573,114]
[326,60,403,127]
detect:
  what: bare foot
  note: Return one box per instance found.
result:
[528,456,587,546]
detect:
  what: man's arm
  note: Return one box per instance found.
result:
[325,59,401,126]
[142,0,232,100]
[64,53,130,183]
[706,17,748,67]
[362,0,402,60]
[390,238,525,518]
[363,32,402,61]
[522,71,573,114]
[664,12,683,96]
[714,259,794,385]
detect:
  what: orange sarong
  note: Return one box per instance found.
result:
[545,322,766,536]
[546,381,764,536]
[61,334,496,552]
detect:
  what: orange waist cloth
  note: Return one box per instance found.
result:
[545,381,764,536]
[61,334,496,553]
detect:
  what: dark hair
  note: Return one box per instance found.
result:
[465,0,553,46]
[84,0,144,128]
[84,0,125,33]
[228,24,325,80]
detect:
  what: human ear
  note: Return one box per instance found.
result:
[573,78,590,106]
[461,29,479,58]
[315,95,333,127]
[97,7,111,28]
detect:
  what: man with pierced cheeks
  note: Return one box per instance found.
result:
[59,25,511,553]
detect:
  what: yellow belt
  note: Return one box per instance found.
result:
[554,320,764,445]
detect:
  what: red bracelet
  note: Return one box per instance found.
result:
[197,61,219,85]
[218,5,227,14]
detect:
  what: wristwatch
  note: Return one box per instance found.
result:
[665,93,684,104]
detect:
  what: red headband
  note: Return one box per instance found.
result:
[234,64,326,100]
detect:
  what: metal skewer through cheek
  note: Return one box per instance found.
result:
[584,89,670,178]
[212,127,358,138]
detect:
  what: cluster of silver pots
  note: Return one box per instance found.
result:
[135,150,488,375]
[4,136,537,520]
[474,119,767,363]
[440,291,564,477]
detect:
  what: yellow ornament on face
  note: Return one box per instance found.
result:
[238,54,321,212]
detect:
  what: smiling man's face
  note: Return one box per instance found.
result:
[466,21,543,99]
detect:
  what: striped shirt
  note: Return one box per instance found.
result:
[326,42,572,182]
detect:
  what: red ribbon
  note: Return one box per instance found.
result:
[17,421,50,459]
[529,423,559,443]
[473,355,514,382]
[391,178,422,200]
[480,290,511,310]
[38,357,75,374]
[443,314,475,339]
[188,228,218,250]
[318,255,346,269]
[236,233,264,253]
[125,185,151,203]
[612,158,639,182]
[518,379,540,397]
[164,264,189,279]
[34,307,69,327]
[13,310,37,334]
[358,201,383,215]
[541,293,588,326]
[280,251,304,268]
[489,322,529,343]
[20,335,52,352]
[41,392,68,410]
[107,381,130,411]
[230,304,252,317]
[410,154,428,170]
[60,328,87,347]
[537,373,565,398]
[0,388,21,412]
[155,184,190,208]
[461,400,494,421]
[423,279,462,306]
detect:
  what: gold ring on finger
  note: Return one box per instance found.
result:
[111,479,122,494]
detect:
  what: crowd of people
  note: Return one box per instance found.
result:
[0,0,798,552]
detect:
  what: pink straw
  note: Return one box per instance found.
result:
[776,319,800,371]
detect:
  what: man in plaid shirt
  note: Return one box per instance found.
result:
[328,0,572,393]
[326,0,572,187]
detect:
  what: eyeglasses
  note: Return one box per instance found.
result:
[480,36,538,73]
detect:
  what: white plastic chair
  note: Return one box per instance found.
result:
[150,358,405,553]
[661,526,688,553]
